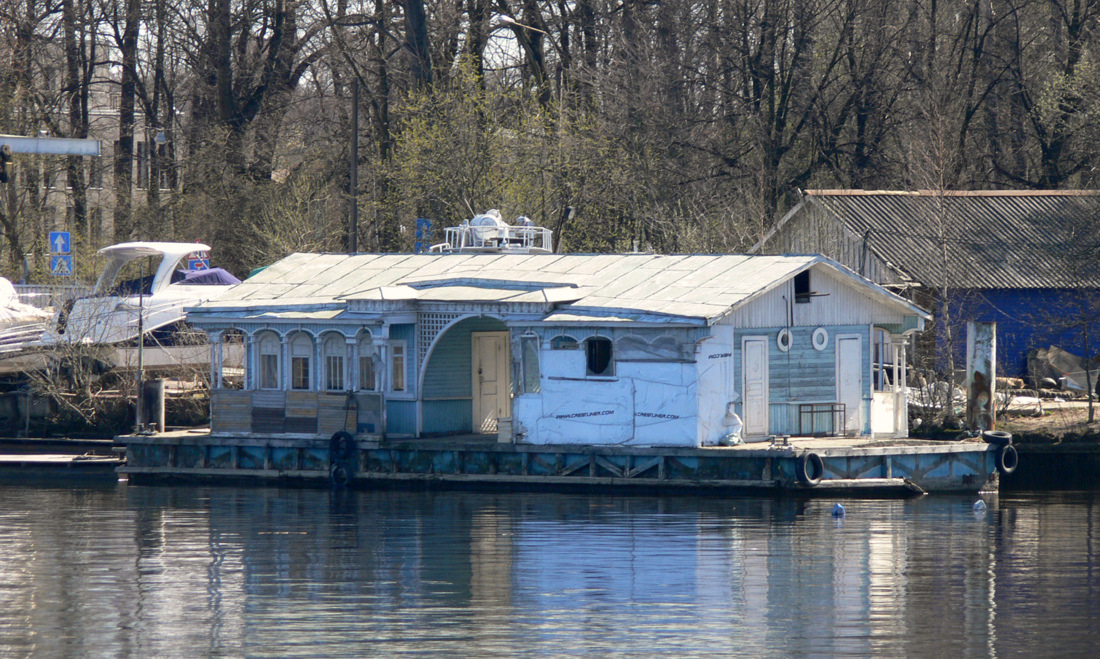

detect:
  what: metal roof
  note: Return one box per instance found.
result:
[191,252,926,325]
[785,190,1100,289]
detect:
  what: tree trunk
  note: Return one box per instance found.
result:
[404,0,432,89]
[62,0,88,241]
[114,0,140,242]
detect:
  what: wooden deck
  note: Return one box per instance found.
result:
[118,429,1005,496]
[0,453,124,478]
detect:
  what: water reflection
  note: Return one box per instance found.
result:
[0,485,1097,657]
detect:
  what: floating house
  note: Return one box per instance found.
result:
[188,229,930,447]
[752,190,1100,378]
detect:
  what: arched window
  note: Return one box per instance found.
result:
[585,336,613,376]
[290,333,313,390]
[550,335,578,350]
[257,332,280,389]
[358,333,376,391]
[323,334,346,391]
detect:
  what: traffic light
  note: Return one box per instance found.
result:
[0,144,12,183]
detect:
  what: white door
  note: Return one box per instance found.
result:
[836,334,863,435]
[472,331,510,433]
[742,337,769,440]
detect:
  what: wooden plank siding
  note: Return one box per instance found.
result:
[722,264,915,329]
[423,400,474,434]
[421,316,505,399]
[734,324,870,436]
[210,390,251,434]
[210,389,383,437]
[387,399,416,435]
[763,201,907,286]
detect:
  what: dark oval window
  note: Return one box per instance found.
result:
[586,337,613,375]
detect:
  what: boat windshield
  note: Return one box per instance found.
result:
[105,254,162,296]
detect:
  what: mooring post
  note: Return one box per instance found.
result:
[966,322,997,431]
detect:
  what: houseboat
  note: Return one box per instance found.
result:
[120,213,1016,494]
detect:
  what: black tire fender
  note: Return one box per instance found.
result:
[330,463,350,488]
[329,430,356,462]
[996,444,1018,475]
[797,452,824,486]
[983,430,1013,446]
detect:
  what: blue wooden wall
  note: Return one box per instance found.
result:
[734,325,870,436]
[386,400,416,435]
[420,316,507,435]
[390,323,416,391]
[422,400,473,434]
[385,324,417,435]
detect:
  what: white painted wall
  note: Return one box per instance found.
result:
[695,327,737,445]
[514,341,701,446]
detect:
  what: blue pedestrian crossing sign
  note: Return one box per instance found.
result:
[50,254,73,276]
[49,231,71,254]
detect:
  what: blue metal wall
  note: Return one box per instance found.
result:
[946,289,1100,378]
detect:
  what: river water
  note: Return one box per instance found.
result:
[0,483,1097,657]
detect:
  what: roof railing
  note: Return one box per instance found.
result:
[429,211,554,254]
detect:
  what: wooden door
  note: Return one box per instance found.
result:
[472,331,510,433]
[742,337,769,440]
[836,334,863,435]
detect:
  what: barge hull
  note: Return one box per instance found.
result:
[118,433,1000,496]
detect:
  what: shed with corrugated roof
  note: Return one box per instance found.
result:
[752,190,1100,379]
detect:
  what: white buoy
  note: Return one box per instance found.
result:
[973,500,987,512]
[832,503,846,517]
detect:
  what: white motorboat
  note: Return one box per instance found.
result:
[42,242,240,346]
[0,277,53,354]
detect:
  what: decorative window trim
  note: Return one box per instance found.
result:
[551,335,579,350]
[290,333,313,390]
[257,332,281,390]
[322,334,346,391]
[388,340,407,393]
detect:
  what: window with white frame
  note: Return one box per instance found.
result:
[323,334,346,391]
[258,332,280,389]
[290,333,312,390]
[358,334,376,391]
[389,341,406,392]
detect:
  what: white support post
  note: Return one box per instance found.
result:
[345,336,356,390]
[281,335,290,390]
[245,333,255,390]
[215,333,225,389]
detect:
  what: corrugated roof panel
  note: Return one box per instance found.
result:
[192,251,912,323]
[804,191,1100,288]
